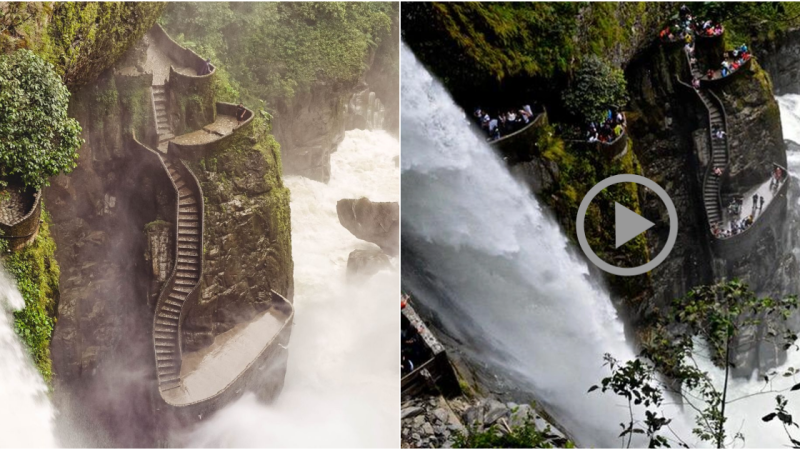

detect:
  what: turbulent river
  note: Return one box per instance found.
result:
[401,40,800,448]
[182,129,400,447]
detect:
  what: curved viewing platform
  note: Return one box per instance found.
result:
[0,183,41,251]
[170,102,254,157]
[162,291,293,407]
[146,24,215,84]
[701,56,752,85]
[488,108,548,163]
[715,165,789,241]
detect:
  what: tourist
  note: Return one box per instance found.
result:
[752,193,759,213]
[614,123,624,137]
[692,78,700,89]
[714,166,723,177]
[760,195,765,211]
[199,58,213,75]
[236,103,247,124]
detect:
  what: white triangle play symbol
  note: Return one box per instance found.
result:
[615,202,655,248]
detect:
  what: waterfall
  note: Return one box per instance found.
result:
[180,129,400,447]
[400,42,648,446]
[0,268,56,447]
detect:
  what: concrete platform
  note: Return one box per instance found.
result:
[144,35,196,85]
[161,306,290,406]
[718,176,786,236]
[170,115,240,146]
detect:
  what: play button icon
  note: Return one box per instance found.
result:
[615,202,655,248]
[576,174,678,276]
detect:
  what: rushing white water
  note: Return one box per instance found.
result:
[184,129,400,447]
[0,268,57,447]
[400,43,651,446]
[686,94,800,448]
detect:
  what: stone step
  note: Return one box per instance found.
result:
[165,300,183,308]
[176,271,197,279]
[178,236,200,243]
[178,228,199,235]
[179,214,198,221]
[157,355,175,362]
[178,242,198,250]
[173,285,193,294]
[178,187,192,198]
[162,306,181,314]
[160,382,182,392]
[155,342,174,348]
[158,312,179,320]
[180,221,199,228]
[155,332,175,340]
[179,197,197,206]
[155,327,177,333]
[175,279,195,286]
[177,256,198,263]
[158,133,174,142]
[156,350,175,356]
[175,180,186,189]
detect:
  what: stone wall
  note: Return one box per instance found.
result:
[0,187,42,251]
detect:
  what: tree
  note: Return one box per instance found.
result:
[591,280,800,448]
[562,55,628,124]
[0,49,82,189]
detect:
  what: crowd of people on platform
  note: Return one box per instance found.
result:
[585,109,626,143]
[473,104,538,141]
[708,45,751,79]
[659,5,723,43]
[711,165,788,238]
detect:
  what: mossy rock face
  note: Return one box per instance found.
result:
[3,2,165,89]
[181,126,292,351]
[541,137,650,298]
[7,208,60,383]
[402,2,672,109]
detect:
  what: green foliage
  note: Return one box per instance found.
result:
[161,2,395,107]
[562,55,629,123]
[452,409,560,448]
[692,2,800,44]
[8,210,60,383]
[595,280,800,448]
[590,355,673,448]
[0,49,81,189]
[541,136,648,297]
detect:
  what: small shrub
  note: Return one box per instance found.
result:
[0,49,82,189]
[562,55,628,124]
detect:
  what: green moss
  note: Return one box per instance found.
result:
[160,2,395,109]
[541,135,649,297]
[6,208,60,383]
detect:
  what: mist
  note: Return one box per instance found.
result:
[177,129,400,447]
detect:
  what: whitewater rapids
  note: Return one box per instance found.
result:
[182,129,400,447]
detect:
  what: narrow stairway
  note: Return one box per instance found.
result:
[154,159,203,392]
[685,48,729,227]
[152,85,174,153]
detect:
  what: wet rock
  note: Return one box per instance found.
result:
[402,406,424,419]
[483,399,509,425]
[336,197,399,256]
[346,248,391,283]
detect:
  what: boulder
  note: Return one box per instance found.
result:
[346,249,391,283]
[336,198,399,256]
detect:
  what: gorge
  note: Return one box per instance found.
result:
[0,2,398,447]
[401,2,800,448]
